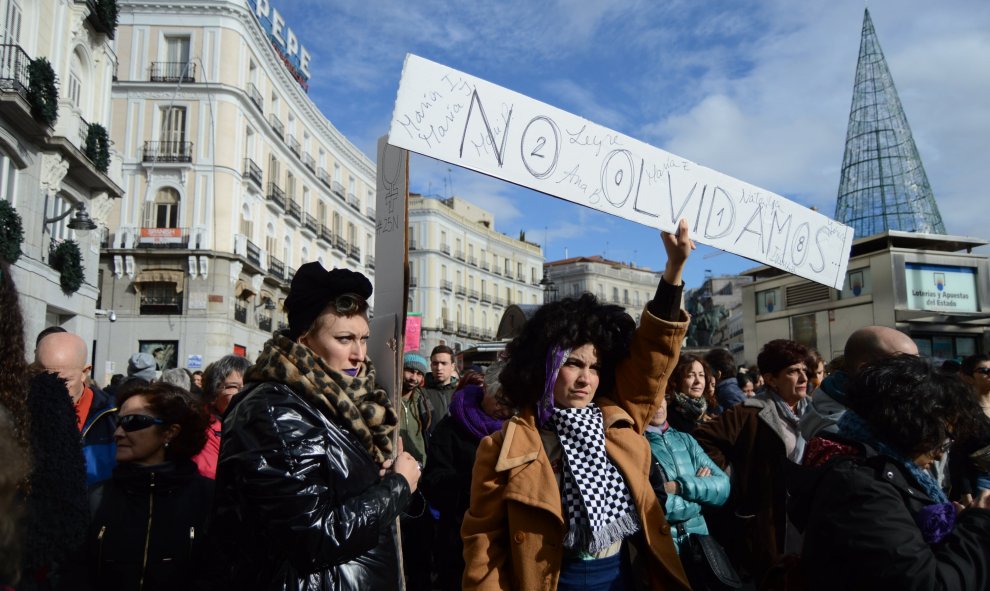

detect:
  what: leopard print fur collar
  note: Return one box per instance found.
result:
[245,332,397,464]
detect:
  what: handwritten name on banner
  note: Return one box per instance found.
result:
[387,54,854,289]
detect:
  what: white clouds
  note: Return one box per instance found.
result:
[641,0,990,245]
[283,0,990,283]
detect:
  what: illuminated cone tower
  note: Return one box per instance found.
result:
[834,8,946,236]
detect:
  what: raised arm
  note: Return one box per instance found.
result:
[612,219,694,431]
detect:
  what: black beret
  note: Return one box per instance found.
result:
[283,262,373,341]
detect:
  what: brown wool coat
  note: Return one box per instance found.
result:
[461,309,692,591]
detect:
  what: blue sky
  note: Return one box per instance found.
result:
[276,0,990,290]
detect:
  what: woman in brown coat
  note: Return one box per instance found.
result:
[461,221,695,591]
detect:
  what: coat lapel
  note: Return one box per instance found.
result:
[496,413,564,525]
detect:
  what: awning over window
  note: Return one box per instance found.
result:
[133,269,185,293]
[235,279,257,299]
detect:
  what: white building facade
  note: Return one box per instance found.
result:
[96,0,375,382]
[543,255,662,320]
[408,194,543,355]
[1,0,123,352]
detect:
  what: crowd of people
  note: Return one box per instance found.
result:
[2,220,990,591]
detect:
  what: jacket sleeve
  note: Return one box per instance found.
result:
[664,490,703,524]
[460,434,511,591]
[676,433,730,508]
[420,418,462,517]
[219,390,411,573]
[691,404,752,472]
[613,306,689,434]
[805,462,990,591]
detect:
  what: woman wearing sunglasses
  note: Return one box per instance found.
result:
[62,381,214,590]
[212,262,418,591]
[790,355,990,590]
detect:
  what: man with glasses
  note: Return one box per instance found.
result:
[35,330,117,485]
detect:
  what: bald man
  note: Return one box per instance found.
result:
[36,331,118,485]
[800,326,919,440]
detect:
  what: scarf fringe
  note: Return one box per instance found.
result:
[563,510,641,554]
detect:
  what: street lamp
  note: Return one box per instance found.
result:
[43,197,98,235]
[539,265,558,304]
[255,296,277,310]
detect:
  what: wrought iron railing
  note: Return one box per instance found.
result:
[0,44,30,97]
[269,114,284,139]
[247,82,263,112]
[267,183,285,208]
[243,158,262,188]
[150,61,195,83]
[245,239,262,266]
[142,141,193,163]
[268,256,285,279]
[286,200,302,222]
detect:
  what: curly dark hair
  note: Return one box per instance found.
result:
[0,259,29,450]
[757,339,812,376]
[847,355,985,457]
[119,382,210,461]
[665,354,718,409]
[499,293,635,410]
[202,355,252,408]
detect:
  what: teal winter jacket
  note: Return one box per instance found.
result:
[646,425,730,552]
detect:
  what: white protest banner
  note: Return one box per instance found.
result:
[388,54,854,289]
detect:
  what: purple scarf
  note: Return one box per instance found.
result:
[450,385,504,441]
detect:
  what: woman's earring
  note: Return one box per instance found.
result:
[164,441,170,449]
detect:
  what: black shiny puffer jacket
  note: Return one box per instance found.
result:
[212,382,411,591]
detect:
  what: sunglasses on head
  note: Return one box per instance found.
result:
[332,293,366,315]
[118,414,166,432]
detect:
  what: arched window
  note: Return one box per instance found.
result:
[144,187,179,228]
[67,48,87,113]
[239,203,253,238]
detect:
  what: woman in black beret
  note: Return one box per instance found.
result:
[212,262,420,591]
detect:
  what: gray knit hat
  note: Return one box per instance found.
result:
[127,352,157,381]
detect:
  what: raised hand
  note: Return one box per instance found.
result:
[661,218,696,286]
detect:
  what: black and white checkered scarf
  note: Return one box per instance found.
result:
[549,404,640,553]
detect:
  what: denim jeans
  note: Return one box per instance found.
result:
[558,553,629,591]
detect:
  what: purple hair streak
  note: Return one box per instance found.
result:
[539,344,571,427]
